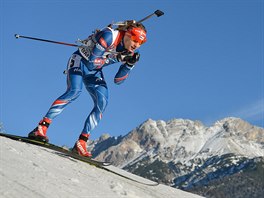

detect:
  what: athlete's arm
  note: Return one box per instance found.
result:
[87,28,113,70]
[114,52,140,84]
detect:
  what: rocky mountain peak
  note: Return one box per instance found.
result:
[93,117,263,165]
[216,117,264,143]
[90,117,264,197]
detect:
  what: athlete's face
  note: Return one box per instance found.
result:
[123,33,141,52]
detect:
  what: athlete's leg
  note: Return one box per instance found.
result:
[29,54,83,141]
[72,74,108,157]
[45,54,83,120]
[82,75,109,134]
[44,74,82,120]
[72,74,108,156]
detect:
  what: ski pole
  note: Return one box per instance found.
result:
[14,34,79,47]
[15,10,164,47]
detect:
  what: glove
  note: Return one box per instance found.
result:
[116,51,132,62]
[117,51,140,67]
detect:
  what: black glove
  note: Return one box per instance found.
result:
[117,51,140,67]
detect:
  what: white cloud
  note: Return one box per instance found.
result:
[233,98,264,121]
[203,98,264,127]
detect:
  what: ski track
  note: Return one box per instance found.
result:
[0,136,203,198]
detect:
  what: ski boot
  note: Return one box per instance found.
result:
[73,133,92,157]
[28,117,51,142]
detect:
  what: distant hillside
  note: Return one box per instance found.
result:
[88,117,264,198]
[187,158,264,198]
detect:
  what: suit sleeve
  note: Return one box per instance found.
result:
[114,63,135,85]
[87,28,113,70]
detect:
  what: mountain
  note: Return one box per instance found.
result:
[88,117,264,197]
[0,136,202,198]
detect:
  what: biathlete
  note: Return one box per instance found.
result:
[28,21,147,157]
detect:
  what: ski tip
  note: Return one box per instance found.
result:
[102,162,112,166]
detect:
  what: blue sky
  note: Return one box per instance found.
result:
[1,0,263,146]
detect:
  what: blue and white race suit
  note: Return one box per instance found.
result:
[45,27,139,134]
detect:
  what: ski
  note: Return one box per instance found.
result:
[0,132,110,167]
[101,165,159,186]
[0,132,159,186]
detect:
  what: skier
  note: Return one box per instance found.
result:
[28,21,147,157]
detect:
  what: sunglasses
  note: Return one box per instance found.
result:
[126,27,147,45]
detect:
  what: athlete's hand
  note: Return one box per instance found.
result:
[117,51,140,66]
[125,52,140,66]
[117,51,132,62]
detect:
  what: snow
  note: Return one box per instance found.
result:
[0,136,203,198]
[152,118,263,162]
[197,127,264,158]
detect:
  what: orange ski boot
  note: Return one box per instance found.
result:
[73,133,92,157]
[28,117,51,142]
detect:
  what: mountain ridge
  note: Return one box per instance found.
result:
[88,117,264,197]
[92,117,263,165]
